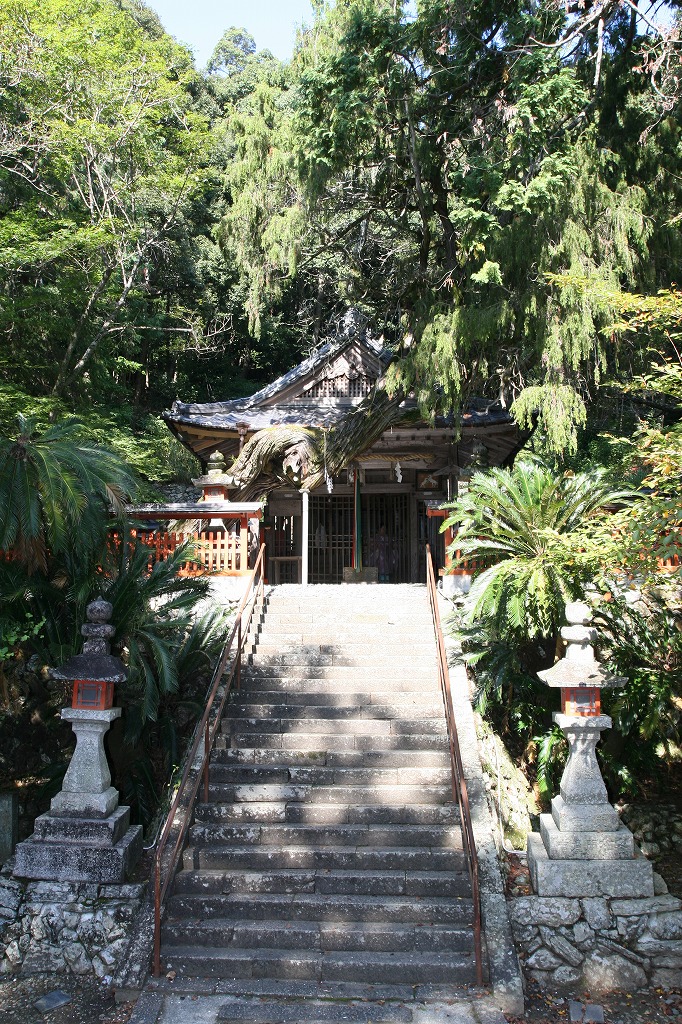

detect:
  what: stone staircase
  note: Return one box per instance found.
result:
[159,584,487,1017]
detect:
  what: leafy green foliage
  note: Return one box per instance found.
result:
[0,415,137,573]
[443,457,636,641]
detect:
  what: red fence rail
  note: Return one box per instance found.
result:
[128,528,252,576]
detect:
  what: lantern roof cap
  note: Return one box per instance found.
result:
[50,596,126,684]
[538,660,625,688]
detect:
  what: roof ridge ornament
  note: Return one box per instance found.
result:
[340,307,366,340]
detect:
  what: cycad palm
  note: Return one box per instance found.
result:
[0,415,137,573]
[444,458,635,642]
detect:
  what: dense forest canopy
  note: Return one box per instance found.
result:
[0,0,680,468]
[0,0,680,820]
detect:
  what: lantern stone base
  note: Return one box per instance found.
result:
[551,793,621,833]
[14,810,141,884]
[528,833,654,898]
[50,785,120,818]
[32,804,133,846]
[540,813,636,860]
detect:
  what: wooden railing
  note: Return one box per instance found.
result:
[152,544,266,975]
[130,527,252,576]
[425,544,484,986]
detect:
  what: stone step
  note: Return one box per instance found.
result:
[161,917,474,953]
[208,765,452,787]
[221,719,447,736]
[160,945,479,985]
[216,992,414,1023]
[166,891,473,926]
[181,844,467,874]
[144,975,490,1005]
[219,733,449,752]
[224,703,444,721]
[241,668,438,685]
[171,868,471,898]
[260,606,430,614]
[210,748,451,769]
[187,823,465,849]
[252,630,433,645]
[203,783,452,805]
[249,652,436,669]
[252,643,436,658]
[195,802,457,826]
[228,691,443,710]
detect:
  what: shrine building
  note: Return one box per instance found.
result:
[162,318,525,585]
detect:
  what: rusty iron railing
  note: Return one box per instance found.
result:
[152,543,266,975]
[425,544,484,986]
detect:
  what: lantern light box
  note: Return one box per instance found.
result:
[72,679,115,711]
[561,686,601,717]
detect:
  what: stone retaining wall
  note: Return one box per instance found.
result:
[0,872,144,981]
[509,893,682,993]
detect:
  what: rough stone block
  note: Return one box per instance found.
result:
[527,834,654,898]
[0,878,23,920]
[509,895,581,927]
[652,967,682,989]
[634,937,682,957]
[0,794,18,865]
[581,898,612,931]
[525,948,563,970]
[14,824,141,884]
[647,910,682,941]
[540,815,635,860]
[582,949,647,993]
[539,926,583,967]
[611,894,681,917]
[552,965,581,987]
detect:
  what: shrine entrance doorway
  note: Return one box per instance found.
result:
[307,493,412,584]
[361,493,411,583]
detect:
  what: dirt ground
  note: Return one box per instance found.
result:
[0,973,134,1024]
[511,979,682,1024]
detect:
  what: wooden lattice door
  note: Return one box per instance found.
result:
[361,494,411,583]
[308,495,354,583]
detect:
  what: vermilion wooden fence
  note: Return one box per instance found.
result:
[118,526,252,576]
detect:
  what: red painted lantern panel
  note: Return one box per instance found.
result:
[561,686,601,717]
[72,679,115,710]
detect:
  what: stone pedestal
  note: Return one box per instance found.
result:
[14,706,142,883]
[51,708,121,818]
[527,601,654,900]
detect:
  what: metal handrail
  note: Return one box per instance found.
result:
[425,544,484,986]
[152,543,266,976]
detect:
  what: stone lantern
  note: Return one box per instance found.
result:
[14,598,141,883]
[193,450,233,533]
[527,600,654,898]
[193,449,232,502]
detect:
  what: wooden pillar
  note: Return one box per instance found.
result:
[301,490,309,587]
[239,516,248,572]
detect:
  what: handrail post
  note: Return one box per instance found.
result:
[237,620,242,691]
[203,722,210,803]
[153,857,161,976]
